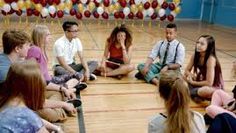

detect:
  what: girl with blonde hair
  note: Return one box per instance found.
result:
[148,70,205,133]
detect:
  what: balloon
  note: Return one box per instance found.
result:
[41,7,49,17]
[103,0,109,7]
[142,0,148,4]
[147,8,154,16]
[70,8,76,16]
[119,0,126,8]
[134,0,141,5]
[35,4,42,11]
[0,0,4,7]
[119,11,125,19]
[25,0,31,8]
[136,11,143,19]
[102,12,108,19]
[151,12,157,19]
[144,2,150,9]
[157,0,163,5]
[170,11,176,17]
[78,3,84,13]
[108,5,114,13]
[142,9,148,17]
[48,0,54,5]
[95,0,102,3]
[114,12,119,19]
[50,13,56,18]
[151,1,158,8]
[173,0,180,5]
[64,7,70,14]
[17,0,24,9]
[88,2,95,11]
[130,4,137,13]
[81,0,87,4]
[128,12,134,19]
[93,11,99,18]
[129,0,135,5]
[57,10,64,18]
[114,3,120,10]
[4,0,12,3]
[84,10,91,17]
[137,4,143,11]
[174,6,181,14]
[40,0,47,7]
[167,14,174,21]
[2,4,11,13]
[32,0,40,4]
[26,9,33,16]
[160,14,166,21]
[76,12,83,19]
[97,6,104,15]
[158,8,165,17]
[48,5,56,14]
[94,1,100,7]
[54,0,60,5]
[161,2,168,9]
[112,0,117,2]
[57,3,65,10]
[169,2,175,11]
[11,2,18,10]
[8,9,14,14]
[123,7,130,16]
[33,9,40,16]
[65,1,72,9]
[1,10,7,16]
[71,0,78,4]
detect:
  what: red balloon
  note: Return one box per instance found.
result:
[167,14,174,21]
[151,1,158,8]
[129,0,135,5]
[84,10,91,18]
[71,0,78,4]
[160,15,166,21]
[136,11,143,19]
[4,0,13,3]
[114,12,120,19]
[103,0,110,7]
[40,0,47,7]
[48,0,54,5]
[168,3,176,11]
[50,13,56,18]
[57,10,64,18]
[15,10,22,16]
[33,10,40,16]
[144,2,150,9]
[119,11,125,19]
[54,0,60,5]
[119,0,127,8]
[161,2,168,9]
[33,0,40,4]
[27,9,33,16]
[102,12,109,19]
[8,9,14,14]
[1,11,7,16]
[93,11,99,18]
[94,0,100,7]
[76,12,83,19]
[128,12,134,19]
[151,12,157,20]
[70,8,77,16]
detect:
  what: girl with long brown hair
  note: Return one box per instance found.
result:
[96,24,135,79]
[148,70,205,133]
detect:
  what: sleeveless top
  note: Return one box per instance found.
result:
[106,43,124,69]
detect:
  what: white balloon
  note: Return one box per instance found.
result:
[135,0,141,5]
[64,7,70,14]
[147,8,154,16]
[97,7,104,15]
[3,4,11,13]
[81,0,87,4]
[112,0,117,2]
[123,7,130,16]
[60,0,66,2]
[157,0,164,5]
[142,0,148,4]
[11,2,18,10]
[142,10,148,17]
[158,8,165,17]
[48,6,56,14]
[41,7,49,17]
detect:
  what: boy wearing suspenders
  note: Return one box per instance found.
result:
[135,23,185,85]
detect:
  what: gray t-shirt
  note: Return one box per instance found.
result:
[148,111,206,133]
[0,53,11,83]
[0,106,43,133]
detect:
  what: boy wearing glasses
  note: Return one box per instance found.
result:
[53,21,98,82]
[135,23,185,85]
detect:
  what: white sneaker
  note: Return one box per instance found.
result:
[89,74,97,81]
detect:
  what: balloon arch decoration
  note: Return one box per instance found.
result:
[0,0,181,22]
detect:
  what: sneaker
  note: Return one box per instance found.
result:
[75,82,87,93]
[135,72,144,79]
[89,74,97,81]
[66,98,82,108]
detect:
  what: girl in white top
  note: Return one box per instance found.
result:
[148,70,206,133]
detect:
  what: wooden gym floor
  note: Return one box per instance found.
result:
[0,18,236,133]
